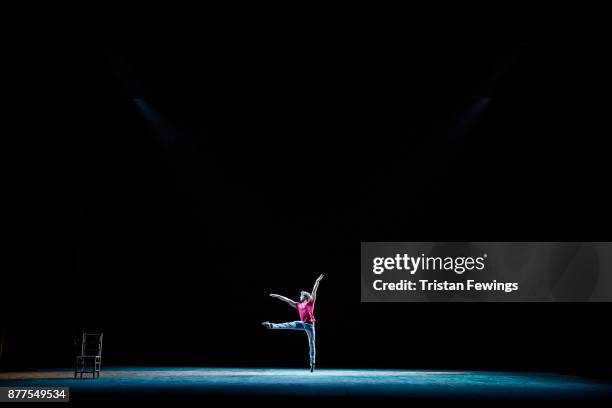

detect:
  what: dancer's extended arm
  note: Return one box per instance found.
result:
[311,274,324,301]
[270,294,297,308]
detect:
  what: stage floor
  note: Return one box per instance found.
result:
[1,367,612,401]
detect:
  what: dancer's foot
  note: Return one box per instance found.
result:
[310,363,315,373]
[261,321,272,329]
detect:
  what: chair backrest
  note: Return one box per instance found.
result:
[81,333,103,357]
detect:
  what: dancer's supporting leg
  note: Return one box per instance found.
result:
[304,323,316,372]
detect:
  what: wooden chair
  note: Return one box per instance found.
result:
[75,333,103,379]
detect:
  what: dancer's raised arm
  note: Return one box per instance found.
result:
[269,293,297,309]
[311,274,324,301]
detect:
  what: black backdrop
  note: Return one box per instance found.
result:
[3,29,611,379]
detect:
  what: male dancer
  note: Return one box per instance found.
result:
[262,274,324,373]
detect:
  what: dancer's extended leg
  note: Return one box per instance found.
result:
[263,321,304,330]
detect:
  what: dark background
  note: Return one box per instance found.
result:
[3,26,611,379]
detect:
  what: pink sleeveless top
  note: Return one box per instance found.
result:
[297,299,315,323]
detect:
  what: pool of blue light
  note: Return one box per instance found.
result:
[1,367,611,400]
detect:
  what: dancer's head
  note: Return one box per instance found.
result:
[300,291,312,302]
